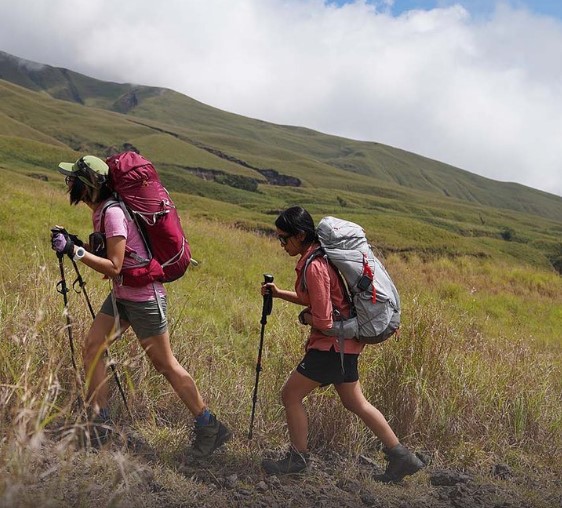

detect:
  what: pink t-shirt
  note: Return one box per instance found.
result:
[295,243,363,354]
[93,200,166,302]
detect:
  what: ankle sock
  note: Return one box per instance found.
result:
[99,407,110,421]
[195,408,212,427]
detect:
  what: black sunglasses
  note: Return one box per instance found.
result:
[76,157,91,173]
[72,157,106,188]
[277,233,293,246]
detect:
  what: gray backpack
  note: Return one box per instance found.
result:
[302,216,400,347]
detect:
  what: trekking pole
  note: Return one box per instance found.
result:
[56,252,79,374]
[55,252,85,415]
[248,274,274,439]
[70,259,131,417]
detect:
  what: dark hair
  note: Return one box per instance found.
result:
[275,206,317,245]
[69,175,112,206]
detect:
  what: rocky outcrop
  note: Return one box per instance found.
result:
[177,166,259,192]
[195,145,301,187]
[121,118,301,188]
[112,90,139,114]
[256,169,301,187]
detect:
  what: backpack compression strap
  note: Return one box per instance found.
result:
[362,253,376,303]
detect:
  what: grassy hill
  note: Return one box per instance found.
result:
[2,50,562,221]
[0,51,561,508]
[1,58,562,274]
[1,162,561,508]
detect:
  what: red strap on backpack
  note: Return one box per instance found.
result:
[362,254,376,303]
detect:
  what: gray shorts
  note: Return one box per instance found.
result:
[99,294,168,339]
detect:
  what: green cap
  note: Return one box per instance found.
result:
[58,155,109,177]
[58,155,109,187]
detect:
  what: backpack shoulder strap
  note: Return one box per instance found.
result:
[300,247,325,291]
[98,196,146,261]
[98,195,132,232]
[301,247,352,304]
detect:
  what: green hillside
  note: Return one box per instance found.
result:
[1,52,561,508]
[2,50,561,222]
[1,153,561,508]
[0,50,561,274]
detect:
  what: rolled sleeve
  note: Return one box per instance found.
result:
[306,259,333,331]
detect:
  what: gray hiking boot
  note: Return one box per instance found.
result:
[261,448,309,475]
[374,443,426,483]
[190,414,232,458]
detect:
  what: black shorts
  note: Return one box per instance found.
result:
[296,348,359,386]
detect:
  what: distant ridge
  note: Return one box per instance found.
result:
[1,49,561,225]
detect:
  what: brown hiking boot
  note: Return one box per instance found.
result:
[190,414,232,458]
[374,444,426,483]
[261,448,309,475]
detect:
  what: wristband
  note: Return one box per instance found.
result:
[73,246,86,261]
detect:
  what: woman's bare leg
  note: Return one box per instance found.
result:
[335,380,399,449]
[140,332,206,417]
[281,370,320,452]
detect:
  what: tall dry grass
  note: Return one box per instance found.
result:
[1,216,561,505]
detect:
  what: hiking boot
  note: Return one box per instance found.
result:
[374,444,425,483]
[89,416,113,449]
[261,448,309,475]
[190,414,232,458]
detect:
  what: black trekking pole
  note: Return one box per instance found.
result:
[248,274,274,439]
[71,259,131,417]
[56,253,79,374]
[55,252,85,414]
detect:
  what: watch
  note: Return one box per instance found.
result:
[73,246,86,261]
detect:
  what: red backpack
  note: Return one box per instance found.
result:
[103,151,191,286]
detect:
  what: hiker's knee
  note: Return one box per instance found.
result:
[150,356,172,376]
[341,397,363,414]
[83,334,106,365]
[339,391,370,415]
[281,384,306,407]
[150,355,183,381]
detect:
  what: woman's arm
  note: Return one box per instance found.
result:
[304,260,333,331]
[73,235,126,278]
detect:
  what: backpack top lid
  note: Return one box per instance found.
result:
[316,216,400,308]
[317,216,369,252]
[106,151,151,172]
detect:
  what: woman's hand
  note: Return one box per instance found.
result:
[261,281,279,298]
[298,309,313,326]
[51,229,75,257]
[261,282,302,305]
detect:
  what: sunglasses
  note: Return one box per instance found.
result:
[67,158,106,188]
[76,157,91,173]
[277,233,293,246]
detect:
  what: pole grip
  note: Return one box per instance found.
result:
[262,274,274,319]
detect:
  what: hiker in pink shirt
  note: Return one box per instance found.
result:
[51,154,230,456]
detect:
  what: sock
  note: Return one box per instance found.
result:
[195,408,212,427]
[99,407,110,421]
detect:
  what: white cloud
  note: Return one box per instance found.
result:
[0,0,561,196]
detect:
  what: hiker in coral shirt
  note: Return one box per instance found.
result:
[260,206,424,482]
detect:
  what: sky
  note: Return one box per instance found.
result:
[1,0,561,197]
